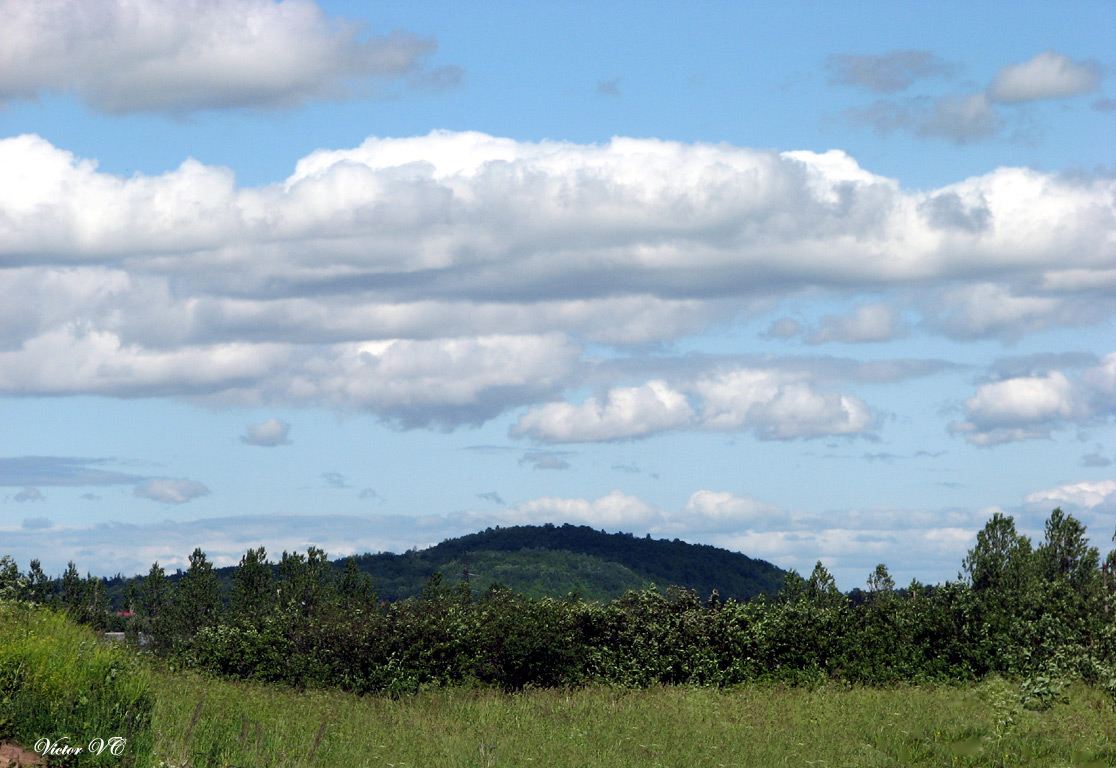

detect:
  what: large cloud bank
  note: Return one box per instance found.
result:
[1,131,1114,440]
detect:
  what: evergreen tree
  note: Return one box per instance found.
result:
[139,562,170,646]
[174,547,221,636]
[26,559,50,604]
[84,575,111,630]
[231,546,274,622]
[60,561,86,617]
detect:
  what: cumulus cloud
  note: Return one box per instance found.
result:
[988,51,1101,104]
[514,368,874,443]
[1025,480,1116,511]
[497,490,665,530]
[930,284,1106,342]
[240,417,291,446]
[951,353,1116,445]
[21,516,52,530]
[0,131,1114,432]
[0,0,453,113]
[133,477,210,504]
[14,487,44,502]
[826,50,951,93]
[807,303,907,344]
[513,381,694,442]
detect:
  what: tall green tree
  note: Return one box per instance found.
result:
[1037,508,1099,591]
[26,559,50,604]
[60,561,86,617]
[173,548,221,636]
[231,546,274,622]
[139,562,170,646]
[961,513,1035,595]
[277,546,332,615]
[84,575,111,630]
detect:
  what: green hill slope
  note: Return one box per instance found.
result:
[105,524,787,605]
[348,524,786,602]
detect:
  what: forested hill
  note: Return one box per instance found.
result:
[345,524,787,602]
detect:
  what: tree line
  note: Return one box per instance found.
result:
[2,508,1114,698]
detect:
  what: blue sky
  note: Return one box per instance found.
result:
[1,0,1114,589]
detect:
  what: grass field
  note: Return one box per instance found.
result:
[146,671,1116,768]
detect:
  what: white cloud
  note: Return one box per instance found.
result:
[988,51,1101,104]
[951,354,1116,445]
[0,0,449,113]
[512,381,694,442]
[498,490,665,530]
[514,368,873,443]
[1025,480,1116,510]
[0,132,1113,429]
[693,369,873,439]
[807,303,906,344]
[133,477,210,504]
[240,417,291,446]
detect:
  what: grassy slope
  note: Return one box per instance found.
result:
[149,670,1116,768]
[0,602,154,767]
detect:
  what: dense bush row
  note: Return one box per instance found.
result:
[4,508,1115,698]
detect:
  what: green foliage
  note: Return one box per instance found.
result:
[0,601,153,766]
[11,507,1116,702]
[171,548,220,638]
[230,546,274,623]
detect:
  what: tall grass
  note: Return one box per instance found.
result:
[148,670,1116,768]
[0,601,153,766]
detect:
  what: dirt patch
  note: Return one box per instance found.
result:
[0,742,46,767]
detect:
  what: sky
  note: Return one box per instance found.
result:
[1,0,1114,590]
